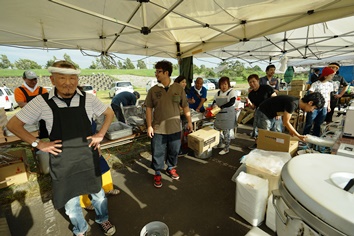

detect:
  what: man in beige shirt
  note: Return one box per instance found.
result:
[145,60,193,188]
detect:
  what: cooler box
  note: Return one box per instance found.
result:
[243,149,291,196]
[188,127,219,153]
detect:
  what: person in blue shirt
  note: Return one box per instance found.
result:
[187,77,207,113]
[259,64,279,93]
[111,91,140,123]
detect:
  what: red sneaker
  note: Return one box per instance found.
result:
[166,168,180,180]
[154,174,162,188]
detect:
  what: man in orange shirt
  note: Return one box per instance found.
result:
[14,70,49,138]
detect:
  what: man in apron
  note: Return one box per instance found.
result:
[6,60,116,236]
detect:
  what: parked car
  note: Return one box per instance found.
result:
[191,78,215,90]
[207,78,219,89]
[80,84,96,96]
[146,79,158,92]
[0,87,18,111]
[109,81,134,98]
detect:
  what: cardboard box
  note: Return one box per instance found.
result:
[290,84,306,91]
[188,127,220,153]
[287,90,305,97]
[246,164,280,196]
[0,149,29,189]
[242,110,254,124]
[290,80,306,85]
[257,129,298,156]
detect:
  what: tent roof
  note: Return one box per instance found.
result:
[2,0,354,64]
[198,15,354,67]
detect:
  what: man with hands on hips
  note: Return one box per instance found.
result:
[6,60,116,236]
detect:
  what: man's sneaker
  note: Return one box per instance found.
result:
[154,174,162,188]
[166,168,180,180]
[99,220,116,236]
[219,149,229,155]
[248,143,257,150]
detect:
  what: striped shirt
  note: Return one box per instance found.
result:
[16,88,108,134]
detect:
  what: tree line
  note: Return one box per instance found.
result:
[0,53,265,81]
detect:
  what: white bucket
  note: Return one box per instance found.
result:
[140,221,169,236]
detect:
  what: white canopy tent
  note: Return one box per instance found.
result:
[1,0,354,66]
[198,15,354,69]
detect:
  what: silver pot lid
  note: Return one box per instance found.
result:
[281,153,354,235]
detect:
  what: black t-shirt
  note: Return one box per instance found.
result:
[248,85,274,108]
[258,95,299,119]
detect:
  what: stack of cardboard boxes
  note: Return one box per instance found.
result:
[278,79,307,98]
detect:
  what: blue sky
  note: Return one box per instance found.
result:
[0,46,222,69]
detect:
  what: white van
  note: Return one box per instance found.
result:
[109,81,134,98]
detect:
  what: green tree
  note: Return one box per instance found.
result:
[0,55,12,69]
[117,60,124,69]
[14,59,42,70]
[45,56,58,68]
[252,65,262,71]
[193,64,201,74]
[63,53,80,69]
[89,59,100,69]
[204,68,216,78]
[100,56,117,69]
[137,60,147,69]
[124,58,135,69]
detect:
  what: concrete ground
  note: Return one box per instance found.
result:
[2,124,276,236]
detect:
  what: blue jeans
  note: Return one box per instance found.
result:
[151,132,181,171]
[255,109,283,132]
[219,129,231,150]
[303,108,327,136]
[65,188,108,235]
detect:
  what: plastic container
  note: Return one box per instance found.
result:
[140,221,169,236]
[105,121,133,140]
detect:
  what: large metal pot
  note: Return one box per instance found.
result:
[273,154,354,236]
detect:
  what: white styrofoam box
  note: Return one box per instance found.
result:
[337,143,354,158]
[236,171,268,226]
[266,194,276,232]
[245,227,271,236]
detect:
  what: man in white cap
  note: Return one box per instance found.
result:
[14,70,48,108]
[7,61,116,236]
[14,70,49,138]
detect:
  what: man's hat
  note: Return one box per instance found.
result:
[23,70,38,79]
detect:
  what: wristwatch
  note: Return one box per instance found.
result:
[31,139,40,148]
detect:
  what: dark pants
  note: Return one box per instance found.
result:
[111,103,125,123]
[325,96,338,123]
[151,132,181,171]
[303,108,327,136]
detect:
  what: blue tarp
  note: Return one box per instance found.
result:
[310,65,354,83]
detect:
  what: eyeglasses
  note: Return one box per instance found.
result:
[155,70,164,74]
